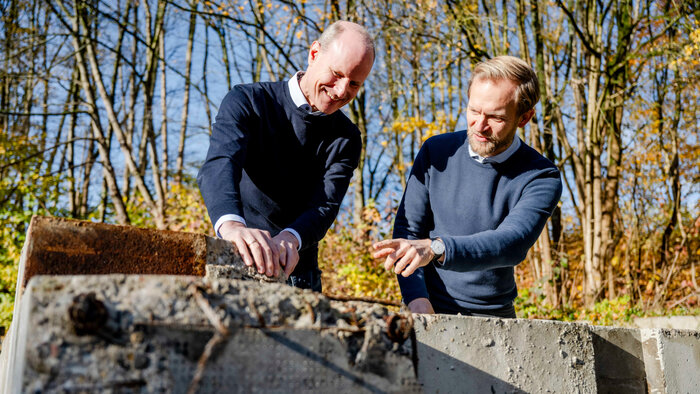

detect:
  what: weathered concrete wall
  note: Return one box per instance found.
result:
[3,216,700,393]
[7,275,419,393]
[642,328,700,394]
[413,314,597,393]
[590,326,647,392]
[0,215,283,391]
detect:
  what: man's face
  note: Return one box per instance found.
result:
[466,78,533,157]
[300,31,373,114]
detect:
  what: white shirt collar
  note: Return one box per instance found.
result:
[468,135,521,164]
[288,72,323,115]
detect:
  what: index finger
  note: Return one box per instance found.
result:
[372,239,401,250]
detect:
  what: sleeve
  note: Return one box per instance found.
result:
[440,168,562,272]
[392,144,433,304]
[288,131,362,250]
[197,87,252,227]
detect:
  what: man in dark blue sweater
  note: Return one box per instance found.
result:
[373,56,562,318]
[198,21,374,291]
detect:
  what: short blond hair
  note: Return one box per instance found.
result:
[467,56,540,115]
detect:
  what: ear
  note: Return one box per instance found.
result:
[308,41,321,65]
[518,108,535,128]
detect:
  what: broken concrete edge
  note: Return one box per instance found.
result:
[641,327,700,394]
[4,274,417,393]
[1,215,283,392]
[18,215,284,290]
[0,238,31,394]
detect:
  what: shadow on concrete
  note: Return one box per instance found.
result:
[591,331,647,393]
[416,341,524,394]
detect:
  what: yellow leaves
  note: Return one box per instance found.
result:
[296,31,303,39]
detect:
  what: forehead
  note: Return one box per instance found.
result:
[321,32,373,81]
[468,78,518,111]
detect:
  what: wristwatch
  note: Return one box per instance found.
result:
[430,237,445,264]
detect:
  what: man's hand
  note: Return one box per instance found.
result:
[407,298,435,314]
[219,221,280,277]
[273,230,300,278]
[371,238,434,277]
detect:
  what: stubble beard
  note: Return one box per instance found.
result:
[467,128,513,157]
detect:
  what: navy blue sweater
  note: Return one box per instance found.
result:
[394,131,562,312]
[197,81,361,272]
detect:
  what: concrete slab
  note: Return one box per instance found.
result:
[413,315,597,393]
[7,275,419,393]
[589,326,647,393]
[642,328,700,394]
[0,215,282,391]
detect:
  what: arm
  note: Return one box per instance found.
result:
[372,145,433,306]
[197,88,279,276]
[440,170,562,272]
[287,134,362,251]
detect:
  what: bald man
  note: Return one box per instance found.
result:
[198,21,375,291]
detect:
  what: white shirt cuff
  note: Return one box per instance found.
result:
[214,215,246,238]
[281,228,302,250]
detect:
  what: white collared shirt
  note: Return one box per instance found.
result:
[468,136,521,164]
[288,71,324,115]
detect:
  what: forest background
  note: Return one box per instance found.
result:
[1,0,698,335]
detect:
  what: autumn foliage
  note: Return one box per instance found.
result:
[1,1,699,336]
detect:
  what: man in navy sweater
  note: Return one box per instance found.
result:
[198,21,374,291]
[373,56,562,318]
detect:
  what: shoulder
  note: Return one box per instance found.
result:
[225,81,283,103]
[325,110,361,146]
[503,142,562,197]
[218,81,286,117]
[419,130,467,158]
[511,142,559,174]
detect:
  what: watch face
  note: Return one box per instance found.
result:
[431,239,445,255]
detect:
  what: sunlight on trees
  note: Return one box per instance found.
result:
[0,0,698,333]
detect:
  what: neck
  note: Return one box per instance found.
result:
[297,72,317,111]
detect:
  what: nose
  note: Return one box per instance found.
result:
[332,78,350,99]
[471,113,488,131]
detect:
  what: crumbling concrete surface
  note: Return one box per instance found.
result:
[7,275,419,393]
[3,216,700,393]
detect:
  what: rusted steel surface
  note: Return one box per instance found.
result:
[21,216,208,287]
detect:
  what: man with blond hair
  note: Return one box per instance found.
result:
[199,21,374,291]
[373,56,562,318]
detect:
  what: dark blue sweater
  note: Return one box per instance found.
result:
[197,81,361,272]
[394,131,562,312]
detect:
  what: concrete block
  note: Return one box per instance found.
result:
[0,215,281,390]
[589,325,646,393]
[413,315,596,393]
[7,275,419,393]
[642,328,700,394]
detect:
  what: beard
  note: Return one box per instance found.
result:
[467,128,514,157]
